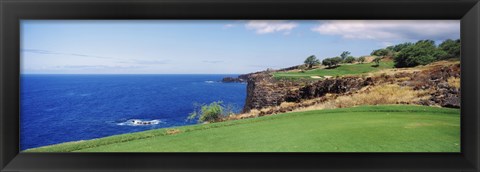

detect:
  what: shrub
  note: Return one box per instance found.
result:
[344,56,356,63]
[357,56,366,63]
[188,101,235,123]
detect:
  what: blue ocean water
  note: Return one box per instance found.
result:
[20,74,246,151]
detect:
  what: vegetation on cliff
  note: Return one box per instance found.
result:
[188,101,237,123]
[272,39,460,80]
[373,39,460,68]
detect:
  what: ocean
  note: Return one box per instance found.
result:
[20,74,247,151]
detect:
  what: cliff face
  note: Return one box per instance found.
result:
[242,74,373,112]
[242,62,460,113]
[242,73,297,112]
[285,77,373,102]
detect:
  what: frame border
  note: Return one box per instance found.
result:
[1,0,479,171]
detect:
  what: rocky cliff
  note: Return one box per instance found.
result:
[242,72,301,112]
[242,62,460,113]
[221,73,255,83]
[242,73,373,112]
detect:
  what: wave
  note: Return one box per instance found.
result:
[205,81,216,83]
[117,119,162,126]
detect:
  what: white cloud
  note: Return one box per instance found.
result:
[245,20,298,34]
[311,20,460,41]
[223,24,236,28]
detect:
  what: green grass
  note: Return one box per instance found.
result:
[273,62,394,80]
[25,105,460,152]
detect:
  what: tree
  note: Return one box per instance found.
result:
[304,55,320,69]
[340,51,351,60]
[344,56,356,63]
[332,57,343,66]
[358,56,366,64]
[373,56,382,67]
[394,40,440,68]
[371,48,393,57]
[438,39,461,59]
[322,58,333,68]
[322,57,342,68]
[386,42,414,52]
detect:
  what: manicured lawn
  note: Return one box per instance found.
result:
[26,105,460,152]
[273,62,394,80]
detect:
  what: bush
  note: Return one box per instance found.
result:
[188,101,234,123]
[357,56,366,64]
[438,39,461,60]
[394,40,442,68]
[344,56,356,63]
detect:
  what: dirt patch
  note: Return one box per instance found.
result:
[166,129,182,135]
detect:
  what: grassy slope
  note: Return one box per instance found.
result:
[26,105,460,152]
[273,61,394,80]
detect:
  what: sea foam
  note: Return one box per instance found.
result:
[117,119,162,126]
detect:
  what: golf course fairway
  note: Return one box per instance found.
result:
[26,105,460,152]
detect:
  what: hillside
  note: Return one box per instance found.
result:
[26,105,460,152]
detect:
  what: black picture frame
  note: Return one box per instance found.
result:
[1,0,479,171]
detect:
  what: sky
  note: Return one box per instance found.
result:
[21,20,460,74]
